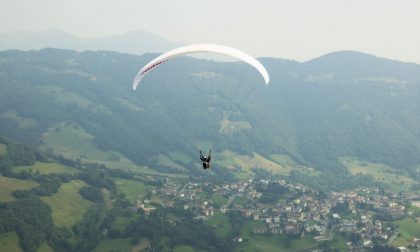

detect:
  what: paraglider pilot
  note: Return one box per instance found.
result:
[200,150,211,169]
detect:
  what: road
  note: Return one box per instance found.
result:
[221,193,240,210]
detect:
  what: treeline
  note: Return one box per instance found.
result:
[0,197,62,252]
[0,139,122,251]
[0,140,47,168]
[79,186,104,202]
[123,206,232,251]
[255,181,289,204]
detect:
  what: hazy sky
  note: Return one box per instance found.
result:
[1,0,419,63]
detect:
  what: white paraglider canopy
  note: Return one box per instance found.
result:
[132,44,270,90]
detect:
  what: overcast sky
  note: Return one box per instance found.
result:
[1,0,419,63]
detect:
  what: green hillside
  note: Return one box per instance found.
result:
[1,49,420,190]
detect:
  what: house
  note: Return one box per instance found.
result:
[285,221,300,235]
[253,227,268,234]
[363,240,372,247]
[203,208,214,217]
[242,209,252,217]
[314,235,329,242]
[268,223,280,229]
[270,228,282,234]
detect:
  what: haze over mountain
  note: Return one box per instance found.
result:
[1,48,420,190]
[0,29,181,54]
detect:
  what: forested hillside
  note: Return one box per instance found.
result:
[1,49,420,189]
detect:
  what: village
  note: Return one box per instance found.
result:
[134,177,420,251]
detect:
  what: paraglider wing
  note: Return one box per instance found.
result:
[132,44,270,90]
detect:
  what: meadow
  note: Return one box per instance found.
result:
[93,238,132,252]
[0,175,38,202]
[13,161,78,174]
[236,220,318,252]
[0,143,7,155]
[115,178,157,201]
[205,213,232,237]
[41,122,187,178]
[215,150,291,178]
[392,217,420,247]
[41,180,92,228]
[0,232,22,252]
[341,157,416,191]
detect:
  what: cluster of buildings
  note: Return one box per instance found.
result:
[134,177,418,250]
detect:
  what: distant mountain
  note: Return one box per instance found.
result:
[1,49,420,189]
[0,29,181,54]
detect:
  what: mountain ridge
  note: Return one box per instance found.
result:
[0,29,181,55]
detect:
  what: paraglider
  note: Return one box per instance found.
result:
[200,150,212,169]
[132,44,270,90]
[132,44,270,170]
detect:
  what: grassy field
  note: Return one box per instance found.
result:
[242,235,317,252]
[153,154,188,172]
[0,232,22,252]
[216,150,290,178]
[111,216,135,230]
[0,143,7,155]
[13,161,78,175]
[40,122,186,178]
[1,109,37,129]
[93,238,132,252]
[37,243,54,252]
[328,234,348,251]
[113,97,143,112]
[131,239,150,252]
[168,151,194,164]
[41,122,132,165]
[173,245,195,252]
[219,111,252,134]
[41,180,92,228]
[341,157,416,190]
[102,188,112,209]
[211,193,229,206]
[270,154,321,176]
[235,220,318,252]
[269,154,296,166]
[115,178,156,201]
[391,217,420,247]
[94,238,150,252]
[206,213,232,237]
[232,196,249,206]
[0,175,38,202]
